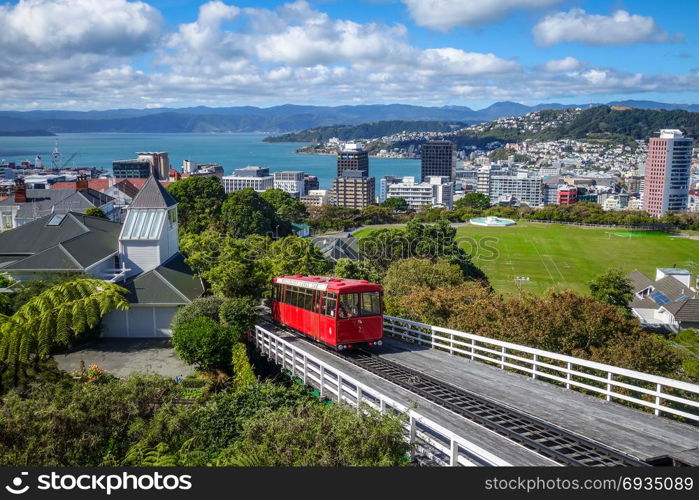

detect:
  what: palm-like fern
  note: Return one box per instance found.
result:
[0,278,130,364]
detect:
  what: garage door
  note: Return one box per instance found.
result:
[102,307,177,337]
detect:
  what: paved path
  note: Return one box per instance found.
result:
[55,339,193,379]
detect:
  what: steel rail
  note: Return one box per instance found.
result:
[258,317,649,467]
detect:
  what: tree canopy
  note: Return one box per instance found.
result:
[167,176,227,234]
[221,188,289,238]
[588,269,634,312]
[381,197,409,212]
[260,189,308,226]
[455,192,491,211]
[181,232,330,298]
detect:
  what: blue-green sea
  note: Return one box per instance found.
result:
[0,133,419,189]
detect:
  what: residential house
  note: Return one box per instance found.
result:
[626,268,699,331]
[0,176,204,337]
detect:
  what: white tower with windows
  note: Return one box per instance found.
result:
[118,176,179,277]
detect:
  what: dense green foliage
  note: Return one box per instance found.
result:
[172,317,239,372]
[0,278,129,391]
[589,269,634,312]
[181,232,330,298]
[260,188,308,224]
[263,120,465,143]
[383,258,466,299]
[358,220,487,281]
[381,197,409,212]
[388,283,684,377]
[221,188,285,238]
[0,373,408,466]
[333,258,384,283]
[215,402,408,466]
[219,297,259,333]
[455,192,491,211]
[171,296,225,331]
[84,206,107,219]
[0,375,175,466]
[167,176,227,234]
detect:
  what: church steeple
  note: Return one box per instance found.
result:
[119,176,179,276]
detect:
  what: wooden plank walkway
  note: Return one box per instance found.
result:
[377,337,699,466]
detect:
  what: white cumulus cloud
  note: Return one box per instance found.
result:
[0,0,163,57]
[542,56,582,73]
[402,0,560,31]
[533,8,678,46]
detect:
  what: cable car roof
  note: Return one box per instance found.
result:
[273,275,381,293]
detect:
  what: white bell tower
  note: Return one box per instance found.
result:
[118,176,179,277]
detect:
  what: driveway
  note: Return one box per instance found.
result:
[55,339,194,379]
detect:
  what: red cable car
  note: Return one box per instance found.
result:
[271,275,383,350]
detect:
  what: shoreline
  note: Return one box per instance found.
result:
[294,150,417,160]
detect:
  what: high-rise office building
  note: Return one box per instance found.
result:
[112,159,152,179]
[643,129,693,217]
[420,140,455,182]
[337,143,368,177]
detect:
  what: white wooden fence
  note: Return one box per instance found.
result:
[253,324,513,466]
[384,315,699,423]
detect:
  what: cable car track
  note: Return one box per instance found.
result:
[258,317,649,467]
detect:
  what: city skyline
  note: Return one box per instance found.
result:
[1,0,699,111]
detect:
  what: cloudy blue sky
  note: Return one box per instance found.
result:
[1,0,698,110]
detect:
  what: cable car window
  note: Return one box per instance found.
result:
[323,293,336,317]
[360,291,381,316]
[303,289,313,310]
[313,291,322,314]
[338,293,361,318]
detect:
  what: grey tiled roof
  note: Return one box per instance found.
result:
[626,270,654,293]
[671,299,699,322]
[629,296,658,310]
[123,253,203,304]
[0,212,120,271]
[0,189,114,222]
[129,176,177,209]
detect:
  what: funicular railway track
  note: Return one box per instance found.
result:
[259,317,649,467]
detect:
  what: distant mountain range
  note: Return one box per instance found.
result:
[0,100,698,135]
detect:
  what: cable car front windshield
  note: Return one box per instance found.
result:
[337,291,381,318]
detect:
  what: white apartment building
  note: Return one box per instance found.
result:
[478,166,543,206]
[386,176,454,209]
[300,189,332,206]
[273,171,306,197]
[222,166,273,193]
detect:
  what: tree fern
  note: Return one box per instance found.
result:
[0,278,130,366]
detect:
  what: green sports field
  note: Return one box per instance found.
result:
[355,222,699,295]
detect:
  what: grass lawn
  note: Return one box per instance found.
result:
[355,222,699,295]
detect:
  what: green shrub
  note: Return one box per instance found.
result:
[215,402,409,466]
[231,343,256,392]
[172,317,239,372]
[219,296,259,333]
[171,296,224,330]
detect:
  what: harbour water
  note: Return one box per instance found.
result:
[0,132,420,189]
